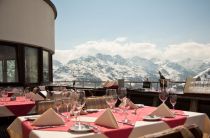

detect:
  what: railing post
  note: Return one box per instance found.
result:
[82,80,85,88]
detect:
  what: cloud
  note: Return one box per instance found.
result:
[163,42,210,62]
[54,38,210,64]
[114,37,127,42]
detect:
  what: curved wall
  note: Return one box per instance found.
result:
[0,0,56,52]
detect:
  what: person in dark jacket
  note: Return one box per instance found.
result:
[159,71,167,91]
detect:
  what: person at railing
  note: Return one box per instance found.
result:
[159,71,167,92]
[143,77,151,90]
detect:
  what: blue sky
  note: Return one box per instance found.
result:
[52,0,210,50]
[51,0,210,64]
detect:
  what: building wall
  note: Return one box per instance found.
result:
[0,0,56,52]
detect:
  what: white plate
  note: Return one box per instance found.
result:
[69,124,93,133]
[86,109,99,113]
[143,115,162,121]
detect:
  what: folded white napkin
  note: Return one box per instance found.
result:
[95,108,118,128]
[32,108,65,126]
[119,98,138,109]
[40,91,47,97]
[150,103,174,118]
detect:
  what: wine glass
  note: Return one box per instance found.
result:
[117,87,127,101]
[0,88,3,104]
[117,87,130,123]
[105,89,118,110]
[2,89,8,103]
[170,94,177,113]
[0,88,6,104]
[54,98,62,114]
[72,90,86,130]
[18,88,25,102]
[24,87,31,101]
[62,95,71,120]
[159,91,169,103]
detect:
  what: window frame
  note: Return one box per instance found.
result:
[0,41,53,87]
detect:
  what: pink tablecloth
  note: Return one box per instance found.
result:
[21,106,187,138]
[0,100,35,116]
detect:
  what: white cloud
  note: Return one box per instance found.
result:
[114,37,128,42]
[163,42,210,62]
[53,38,210,64]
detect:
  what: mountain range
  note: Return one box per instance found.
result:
[53,53,210,82]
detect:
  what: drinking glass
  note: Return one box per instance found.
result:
[2,89,8,103]
[54,99,62,113]
[159,91,169,103]
[62,96,71,119]
[105,89,118,109]
[0,89,3,104]
[72,90,86,130]
[70,90,79,121]
[18,88,25,102]
[117,87,127,101]
[117,87,130,123]
[24,87,31,101]
[170,94,177,113]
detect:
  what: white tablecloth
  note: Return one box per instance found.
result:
[7,110,210,138]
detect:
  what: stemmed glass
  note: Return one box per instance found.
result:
[105,89,118,110]
[24,87,31,101]
[54,98,62,114]
[62,93,72,120]
[159,91,169,103]
[0,88,3,104]
[117,87,130,123]
[169,85,177,113]
[2,89,8,103]
[72,90,86,130]
[0,88,8,104]
[18,88,25,102]
[170,94,177,113]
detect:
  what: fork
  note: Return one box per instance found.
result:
[33,125,66,130]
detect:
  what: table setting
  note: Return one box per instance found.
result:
[0,88,35,117]
[7,88,210,138]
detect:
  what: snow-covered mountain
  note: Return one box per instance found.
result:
[53,53,206,81]
[194,68,210,80]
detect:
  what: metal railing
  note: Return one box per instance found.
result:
[52,80,186,93]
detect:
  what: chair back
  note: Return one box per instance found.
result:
[85,96,109,109]
[36,100,55,114]
[140,124,202,138]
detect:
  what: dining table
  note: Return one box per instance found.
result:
[7,106,210,138]
[0,97,35,117]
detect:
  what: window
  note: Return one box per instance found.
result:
[0,61,2,82]
[7,60,17,82]
[0,42,53,85]
[0,45,18,82]
[43,50,49,82]
[25,47,38,83]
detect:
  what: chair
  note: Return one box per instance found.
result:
[36,99,71,114]
[187,124,203,138]
[35,100,55,114]
[85,96,109,109]
[139,124,203,138]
